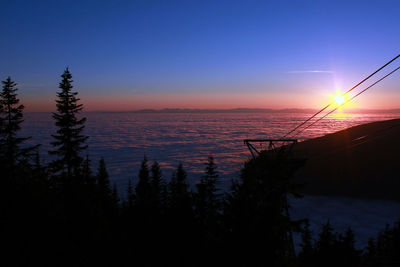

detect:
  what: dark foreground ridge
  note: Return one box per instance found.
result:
[294,118,400,201]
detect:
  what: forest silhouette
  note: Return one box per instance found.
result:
[0,69,399,266]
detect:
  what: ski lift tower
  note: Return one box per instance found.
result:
[243,138,298,159]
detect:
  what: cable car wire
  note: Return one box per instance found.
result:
[294,65,400,137]
[282,54,400,138]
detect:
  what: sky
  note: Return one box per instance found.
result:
[1,0,399,111]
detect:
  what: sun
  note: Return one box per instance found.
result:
[334,93,345,105]
[328,89,355,112]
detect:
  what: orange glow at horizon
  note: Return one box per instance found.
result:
[21,89,400,112]
[23,91,319,112]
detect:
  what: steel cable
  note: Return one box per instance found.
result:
[294,65,400,137]
[282,54,400,138]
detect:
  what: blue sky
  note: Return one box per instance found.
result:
[1,0,399,110]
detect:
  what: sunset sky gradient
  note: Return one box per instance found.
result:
[1,0,399,111]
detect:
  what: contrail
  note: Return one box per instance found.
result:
[287,70,334,74]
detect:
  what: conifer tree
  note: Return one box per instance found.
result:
[168,163,190,210]
[195,156,220,216]
[194,156,221,241]
[82,154,95,186]
[49,68,88,180]
[198,156,219,196]
[135,157,152,206]
[314,220,338,266]
[0,77,34,172]
[111,183,120,207]
[150,161,166,208]
[364,238,378,265]
[30,150,49,189]
[340,227,360,265]
[96,157,111,199]
[166,163,193,264]
[110,182,120,220]
[126,179,135,208]
[316,220,335,252]
[371,221,400,264]
[298,219,314,265]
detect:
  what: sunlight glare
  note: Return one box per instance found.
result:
[334,93,345,105]
[326,89,356,112]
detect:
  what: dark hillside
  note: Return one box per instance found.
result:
[293,118,400,200]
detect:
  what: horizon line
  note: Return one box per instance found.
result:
[25,107,400,113]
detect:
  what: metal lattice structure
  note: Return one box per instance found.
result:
[243,139,298,159]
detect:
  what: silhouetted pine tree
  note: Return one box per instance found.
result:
[120,179,135,249]
[298,219,314,265]
[338,227,360,266]
[147,160,170,265]
[0,77,38,262]
[316,221,335,250]
[313,224,361,266]
[135,157,152,207]
[0,76,49,265]
[166,163,194,265]
[194,156,221,241]
[196,156,219,206]
[150,161,167,210]
[364,238,376,264]
[0,77,35,175]
[96,157,111,200]
[368,221,400,265]
[46,69,93,262]
[314,220,337,266]
[30,150,49,193]
[82,154,95,187]
[95,157,114,220]
[168,163,191,210]
[111,182,119,207]
[126,179,135,209]
[49,68,88,181]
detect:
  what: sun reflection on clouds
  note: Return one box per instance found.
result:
[330,112,356,119]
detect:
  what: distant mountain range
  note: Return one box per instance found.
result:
[130,108,317,113]
[89,108,400,114]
